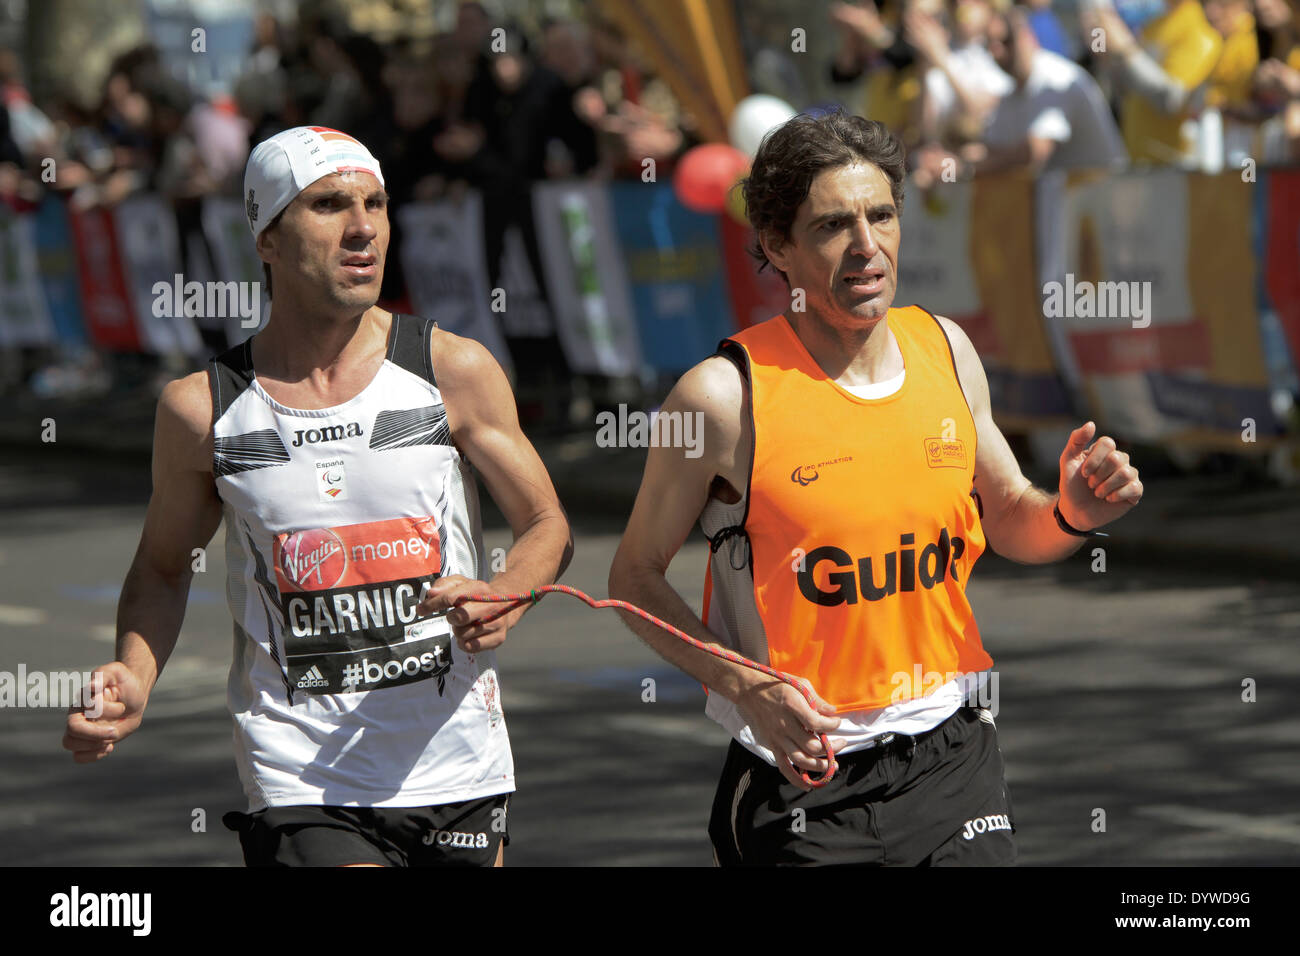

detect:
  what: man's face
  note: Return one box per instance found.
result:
[261,171,389,314]
[988,13,1013,74]
[491,53,527,91]
[988,12,1032,82]
[954,0,994,45]
[1255,0,1292,30]
[1203,0,1247,35]
[456,3,492,51]
[763,162,900,328]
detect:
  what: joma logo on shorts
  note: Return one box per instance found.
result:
[961,813,1012,840]
[292,423,363,446]
[422,828,489,849]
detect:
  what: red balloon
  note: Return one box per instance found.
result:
[672,143,750,214]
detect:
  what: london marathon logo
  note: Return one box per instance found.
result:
[271,516,450,696]
[278,527,348,590]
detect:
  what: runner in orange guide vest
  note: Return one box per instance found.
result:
[608,109,1142,866]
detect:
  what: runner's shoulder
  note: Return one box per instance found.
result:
[671,353,746,417]
[928,312,971,351]
[156,372,215,467]
[426,325,515,437]
[916,309,979,366]
[428,324,505,389]
[662,354,747,466]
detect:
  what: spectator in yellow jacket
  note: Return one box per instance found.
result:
[1090,0,1224,163]
[1204,0,1260,111]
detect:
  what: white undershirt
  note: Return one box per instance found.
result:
[713,671,990,767]
[840,368,906,399]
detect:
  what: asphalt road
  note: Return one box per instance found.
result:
[1,450,1297,866]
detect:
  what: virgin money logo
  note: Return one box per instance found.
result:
[923,437,967,469]
[278,528,347,590]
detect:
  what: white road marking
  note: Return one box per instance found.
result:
[500,688,555,711]
[1136,804,1300,845]
[608,713,729,745]
[0,604,47,625]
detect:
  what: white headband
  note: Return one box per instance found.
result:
[243,126,386,237]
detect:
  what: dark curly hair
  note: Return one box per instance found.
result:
[740,110,906,286]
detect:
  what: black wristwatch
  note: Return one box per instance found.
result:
[1054,502,1108,538]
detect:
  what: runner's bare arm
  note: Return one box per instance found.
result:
[119,374,224,684]
[608,356,840,790]
[936,315,1142,563]
[419,332,573,649]
[63,373,223,762]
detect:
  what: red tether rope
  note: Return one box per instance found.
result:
[453,584,838,787]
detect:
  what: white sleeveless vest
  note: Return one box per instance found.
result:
[208,314,513,811]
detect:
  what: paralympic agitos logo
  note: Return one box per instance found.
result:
[797,528,966,605]
[790,456,851,486]
[791,465,819,485]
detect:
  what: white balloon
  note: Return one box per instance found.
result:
[728,94,798,157]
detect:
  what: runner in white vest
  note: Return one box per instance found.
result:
[63,126,573,867]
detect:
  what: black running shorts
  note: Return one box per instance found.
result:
[223,793,510,867]
[708,706,1016,866]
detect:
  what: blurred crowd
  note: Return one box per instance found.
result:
[2,0,1298,238]
[0,4,692,306]
[0,3,696,419]
[7,1,1295,228]
[0,0,1298,426]
[827,0,1300,184]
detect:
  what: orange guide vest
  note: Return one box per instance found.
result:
[701,306,993,711]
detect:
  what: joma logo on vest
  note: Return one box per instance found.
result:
[292,422,363,446]
[796,529,966,605]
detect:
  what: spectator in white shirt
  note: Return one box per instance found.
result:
[908,0,1014,144]
[918,6,1128,178]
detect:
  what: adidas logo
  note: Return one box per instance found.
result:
[296,665,329,689]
